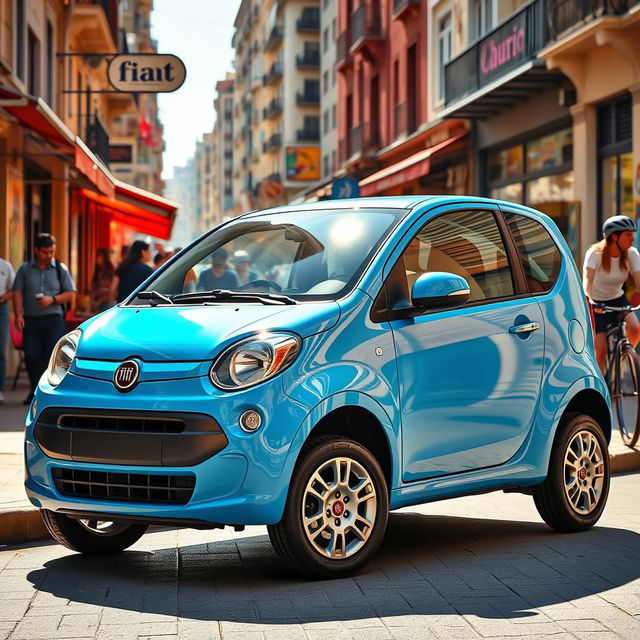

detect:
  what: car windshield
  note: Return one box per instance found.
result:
[127,208,403,304]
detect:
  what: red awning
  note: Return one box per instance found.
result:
[74,139,116,198]
[359,133,468,197]
[0,84,74,151]
[80,184,177,241]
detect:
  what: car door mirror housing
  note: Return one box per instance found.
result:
[411,272,470,310]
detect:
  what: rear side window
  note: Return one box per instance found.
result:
[504,212,562,293]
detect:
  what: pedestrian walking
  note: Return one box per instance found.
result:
[89,248,115,313]
[0,254,15,405]
[110,240,153,303]
[583,215,640,374]
[231,249,260,286]
[12,233,76,405]
[197,248,238,290]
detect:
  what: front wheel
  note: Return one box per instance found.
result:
[41,510,148,554]
[533,413,610,532]
[268,437,389,579]
[616,344,640,447]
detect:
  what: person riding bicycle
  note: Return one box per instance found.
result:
[583,215,640,374]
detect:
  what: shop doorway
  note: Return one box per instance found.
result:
[23,160,52,260]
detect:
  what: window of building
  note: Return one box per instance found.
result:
[470,0,495,41]
[332,18,336,41]
[400,210,514,303]
[323,108,329,135]
[437,12,452,103]
[323,154,329,177]
[332,104,336,130]
[332,66,336,86]
[304,78,320,97]
[45,20,54,107]
[598,95,633,226]
[15,0,25,81]
[332,149,336,172]
[27,28,40,96]
[323,27,328,53]
[323,70,329,94]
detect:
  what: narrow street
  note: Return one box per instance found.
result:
[1,474,639,640]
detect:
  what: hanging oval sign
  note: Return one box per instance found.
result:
[108,54,187,93]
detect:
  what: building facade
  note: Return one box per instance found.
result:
[0,0,174,315]
[213,74,234,222]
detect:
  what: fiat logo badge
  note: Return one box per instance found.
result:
[113,360,139,392]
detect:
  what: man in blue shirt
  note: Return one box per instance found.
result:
[13,234,76,404]
[197,248,238,291]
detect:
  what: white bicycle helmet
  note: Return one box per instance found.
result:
[602,215,637,238]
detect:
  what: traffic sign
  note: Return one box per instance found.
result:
[331,177,360,199]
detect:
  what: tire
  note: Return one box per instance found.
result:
[616,344,640,447]
[41,510,147,554]
[533,413,610,532]
[268,436,389,579]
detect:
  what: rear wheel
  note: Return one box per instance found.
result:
[41,510,147,554]
[268,436,388,579]
[616,344,640,447]
[533,413,610,532]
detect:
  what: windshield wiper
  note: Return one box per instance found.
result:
[172,289,298,305]
[136,290,174,305]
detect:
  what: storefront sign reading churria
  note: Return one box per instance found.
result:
[480,23,526,78]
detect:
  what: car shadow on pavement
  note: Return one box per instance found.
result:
[25,511,640,622]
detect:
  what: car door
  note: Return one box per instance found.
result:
[388,206,545,481]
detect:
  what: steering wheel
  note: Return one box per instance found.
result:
[237,279,282,292]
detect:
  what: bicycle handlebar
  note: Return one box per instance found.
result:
[592,302,640,313]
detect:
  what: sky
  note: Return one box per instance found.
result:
[151,0,241,180]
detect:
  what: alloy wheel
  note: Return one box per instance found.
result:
[563,429,605,515]
[301,456,377,559]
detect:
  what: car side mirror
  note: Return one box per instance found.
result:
[411,272,470,310]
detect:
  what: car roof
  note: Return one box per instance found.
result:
[237,195,542,219]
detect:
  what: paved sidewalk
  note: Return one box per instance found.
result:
[1,383,639,545]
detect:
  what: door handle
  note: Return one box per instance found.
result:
[509,322,540,334]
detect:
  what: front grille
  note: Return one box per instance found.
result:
[58,415,185,433]
[52,468,196,505]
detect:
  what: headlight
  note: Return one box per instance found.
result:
[47,329,81,387]
[210,332,301,390]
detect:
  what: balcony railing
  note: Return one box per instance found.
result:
[296,50,320,69]
[349,122,379,158]
[297,12,320,32]
[86,114,110,166]
[263,61,283,86]
[336,30,351,69]
[351,2,382,50]
[444,0,545,105]
[264,25,283,52]
[296,128,320,142]
[296,90,320,106]
[263,133,282,153]
[546,0,640,40]
[263,98,283,120]
[394,102,407,140]
[392,0,420,17]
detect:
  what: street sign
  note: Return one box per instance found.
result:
[108,54,187,93]
[331,177,360,199]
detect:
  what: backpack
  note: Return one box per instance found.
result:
[54,261,71,316]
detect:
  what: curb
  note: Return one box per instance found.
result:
[2,449,639,548]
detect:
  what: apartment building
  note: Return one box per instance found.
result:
[165,161,197,248]
[232,0,321,212]
[0,0,175,303]
[335,0,470,201]
[213,74,234,222]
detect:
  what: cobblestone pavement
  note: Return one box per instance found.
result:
[1,473,639,640]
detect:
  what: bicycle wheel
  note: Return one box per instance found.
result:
[616,344,640,447]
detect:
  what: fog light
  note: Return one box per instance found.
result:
[239,410,262,433]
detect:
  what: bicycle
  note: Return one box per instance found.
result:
[594,302,640,447]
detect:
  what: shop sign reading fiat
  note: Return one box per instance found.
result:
[108,54,186,93]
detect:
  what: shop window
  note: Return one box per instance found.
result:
[488,145,523,183]
[526,129,572,173]
[490,183,522,204]
[504,212,562,294]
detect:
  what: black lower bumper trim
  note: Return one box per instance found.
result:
[57,508,229,530]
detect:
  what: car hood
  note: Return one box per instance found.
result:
[75,302,341,361]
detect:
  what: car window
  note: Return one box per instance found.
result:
[504,212,562,294]
[401,210,514,302]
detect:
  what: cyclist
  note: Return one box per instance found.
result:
[583,215,640,374]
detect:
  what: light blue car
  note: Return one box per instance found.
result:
[25,196,612,578]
